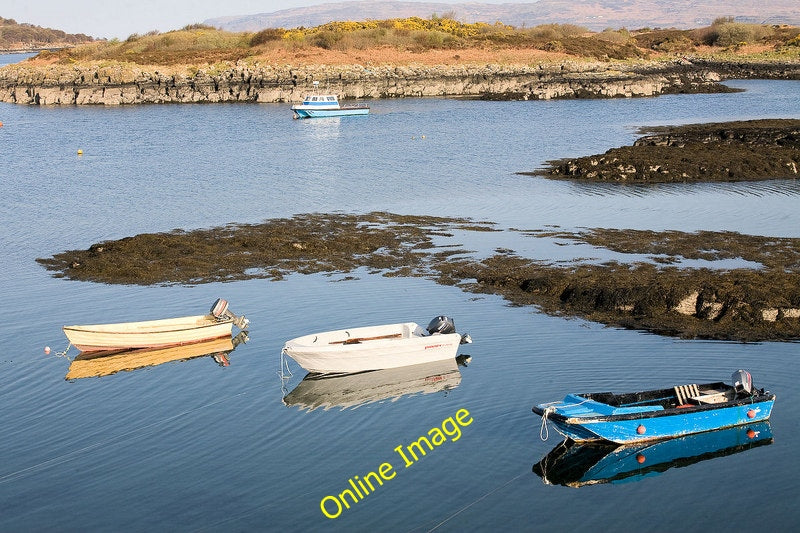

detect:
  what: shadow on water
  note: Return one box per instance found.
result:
[282,354,472,412]
[532,421,773,488]
[560,178,800,198]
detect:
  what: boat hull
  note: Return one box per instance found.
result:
[282,322,463,374]
[63,314,234,352]
[292,107,369,119]
[538,400,774,444]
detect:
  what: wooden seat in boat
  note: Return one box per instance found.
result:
[674,384,699,406]
[691,388,734,404]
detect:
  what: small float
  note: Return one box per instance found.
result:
[62,299,249,353]
[533,370,775,444]
[281,316,471,375]
[291,83,369,119]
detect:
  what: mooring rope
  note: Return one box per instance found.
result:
[540,405,555,441]
[278,349,294,397]
[55,342,72,359]
[425,471,526,532]
[0,391,247,485]
[537,397,591,441]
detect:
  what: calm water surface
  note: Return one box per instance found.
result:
[1,52,799,531]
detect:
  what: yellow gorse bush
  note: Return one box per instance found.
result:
[280,17,507,40]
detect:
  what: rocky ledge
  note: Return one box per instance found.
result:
[1,58,798,105]
[532,119,800,183]
[37,213,800,342]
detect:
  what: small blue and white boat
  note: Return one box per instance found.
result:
[291,86,369,119]
[533,370,775,444]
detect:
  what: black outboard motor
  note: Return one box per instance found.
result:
[732,369,753,395]
[427,316,456,335]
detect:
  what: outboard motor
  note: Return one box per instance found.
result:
[427,316,456,335]
[210,298,250,330]
[210,298,230,319]
[732,369,753,395]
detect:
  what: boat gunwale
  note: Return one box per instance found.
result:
[285,334,459,353]
[283,322,427,350]
[63,314,231,335]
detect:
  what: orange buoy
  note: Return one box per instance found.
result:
[636,453,646,464]
[746,428,756,439]
[0,121,4,127]
[747,409,756,419]
[636,424,646,434]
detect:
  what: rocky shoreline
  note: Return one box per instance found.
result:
[532,119,800,183]
[1,58,798,105]
[36,212,800,342]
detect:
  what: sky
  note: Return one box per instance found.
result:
[1,0,517,40]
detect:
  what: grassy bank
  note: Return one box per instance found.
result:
[24,17,800,68]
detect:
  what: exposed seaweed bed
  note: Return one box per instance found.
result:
[38,212,800,342]
[529,119,800,182]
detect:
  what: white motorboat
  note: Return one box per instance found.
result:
[282,316,471,375]
[291,84,369,118]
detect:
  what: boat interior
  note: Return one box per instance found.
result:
[584,382,738,410]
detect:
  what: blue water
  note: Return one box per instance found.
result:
[1,51,799,531]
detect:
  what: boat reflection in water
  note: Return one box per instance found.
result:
[65,331,249,380]
[533,421,773,487]
[283,355,471,412]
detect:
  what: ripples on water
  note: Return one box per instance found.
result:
[1,55,799,531]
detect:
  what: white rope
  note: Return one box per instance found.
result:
[538,396,592,441]
[425,471,526,532]
[278,349,293,379]
[278,349,294,397]
[540,405,555,441]
[55,342,72,359]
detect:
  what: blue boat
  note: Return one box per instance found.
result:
[532,370,775,444]
[533,421,773,487]
[291,87,369,119]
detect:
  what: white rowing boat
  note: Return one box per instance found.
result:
[282,316,471,375]
[62,299,248,353]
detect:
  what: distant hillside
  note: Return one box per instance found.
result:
[206,0,800,32]
[0,17,94,51]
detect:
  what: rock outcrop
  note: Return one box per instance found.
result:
[534,119,800,182]
[4,58,797,105]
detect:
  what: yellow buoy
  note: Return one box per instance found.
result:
[77,149,83,155]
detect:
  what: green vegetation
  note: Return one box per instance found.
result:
[0,17,93,50]
[60,24,253,64]
[634,18,800,53]
[17,16,800,65]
